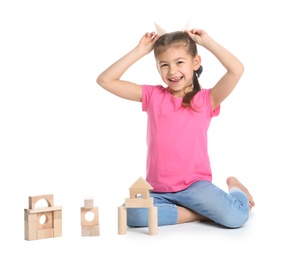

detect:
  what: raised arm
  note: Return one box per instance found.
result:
[186,29,244,110]
[96,32,159,102]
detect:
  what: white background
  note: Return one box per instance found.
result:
[1,0,289,259]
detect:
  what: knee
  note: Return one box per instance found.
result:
[220,212,249,228]
[127,208,148,227]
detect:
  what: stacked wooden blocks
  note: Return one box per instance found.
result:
[24,176,157,240]
[24,194,62,241]
[118,177,158,236]
[80,198,100,236]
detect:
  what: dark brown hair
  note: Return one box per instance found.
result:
[153,31,203,110]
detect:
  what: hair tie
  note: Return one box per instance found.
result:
[195,66,203,78]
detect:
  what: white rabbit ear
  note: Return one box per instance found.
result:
[182,19,190,31]
[154,23,167,36]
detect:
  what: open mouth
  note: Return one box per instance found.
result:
[169,76,183,83]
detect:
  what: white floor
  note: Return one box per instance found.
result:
[3,195,288,260]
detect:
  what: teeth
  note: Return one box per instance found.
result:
[170,78,180,82]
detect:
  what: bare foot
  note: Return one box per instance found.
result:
[226,176,255,209]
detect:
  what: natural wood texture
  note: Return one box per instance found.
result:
[24,194,62,241]
[118,177,158,236]
[80,198,100,236]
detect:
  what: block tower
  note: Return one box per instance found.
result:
[80,197,100,236]
[24,194,62,241]
[118,177,158,235]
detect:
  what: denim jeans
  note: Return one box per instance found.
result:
[127,180,249,228]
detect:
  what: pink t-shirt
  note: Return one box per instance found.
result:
[141,85,220,192]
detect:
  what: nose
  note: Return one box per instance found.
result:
[168,65,177,75]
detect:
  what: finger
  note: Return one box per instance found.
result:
[145,32,156,39]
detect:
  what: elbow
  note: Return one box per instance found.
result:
[96,75,102,85]
[233,62,244,81]
[238,62,245,78]
[97,73,114,91]
[96,75,106,88]
[240,63,245,76]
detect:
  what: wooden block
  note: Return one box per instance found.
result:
[37,228,53,240]
[128,177,153,200]
[53,219,62,237]
[125,197,153,208]
[29,194,53,210]
[82,226,91,236]
[37,211,53,229]
[25,206,63,214]
[82,226,100,236]
[148,206,158,236]
[24,211,37,222]
[81,207,99,226]
[129,190,150,199]
[90,226,100,236]
[118,206,127,235]
[53,210,62,219]
[24,220,37,241]
[84,198,94,209]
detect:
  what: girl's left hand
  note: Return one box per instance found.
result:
[185,29,210,46]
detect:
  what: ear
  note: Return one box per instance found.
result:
[193,54,201,70]
[154,23,167,36]
[182,19,190,31]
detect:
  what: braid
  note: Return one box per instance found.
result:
[182,65,203,110]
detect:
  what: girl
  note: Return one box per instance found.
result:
[97,28,255,228]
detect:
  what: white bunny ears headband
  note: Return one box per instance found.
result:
[154,20,190,36]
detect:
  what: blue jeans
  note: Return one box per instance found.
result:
[127,180,249,228]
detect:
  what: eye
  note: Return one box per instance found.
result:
[160,64,168,68]
[177,61,184,65]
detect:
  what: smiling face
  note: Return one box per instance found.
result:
[155,46,201,97]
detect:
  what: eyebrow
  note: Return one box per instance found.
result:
[158,57,186,64]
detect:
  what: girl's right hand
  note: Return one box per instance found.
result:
[137,32,159,54]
